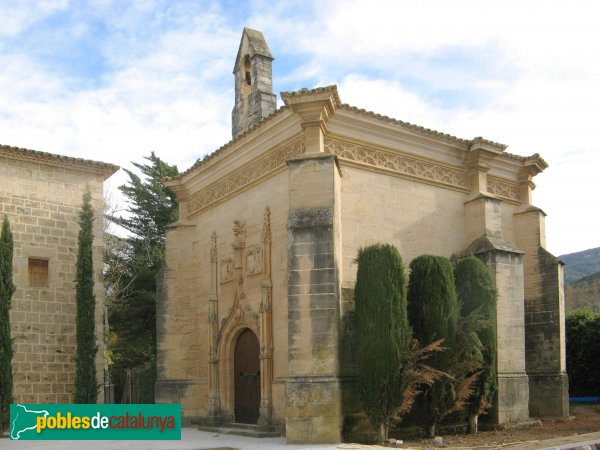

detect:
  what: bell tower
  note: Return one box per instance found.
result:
[232,28,277,138]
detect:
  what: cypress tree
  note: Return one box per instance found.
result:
[354,244,411,441]
[0,216,16,432]
[105,152,178,370]
[74,188,98,403]
[407,255,460,437]
[455,256,498,434]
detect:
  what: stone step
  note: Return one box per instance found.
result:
[198,423,281,438]
[224,422,260,430]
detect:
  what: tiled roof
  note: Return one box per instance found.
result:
[0,144,119,178]
[504,151,548,167]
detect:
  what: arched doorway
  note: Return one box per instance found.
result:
[234,328,260,424]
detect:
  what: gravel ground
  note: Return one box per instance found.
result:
[1,405,599,450]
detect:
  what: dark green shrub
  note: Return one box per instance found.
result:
[407,255,462,437]
[566,310,600,396]
[355,244,411,441]
[455,256,497,434]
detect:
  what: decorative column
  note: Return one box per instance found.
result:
[514,159,569,418]
[207,231,221,425]
[258,206,274,430]
[283,86,344,443]
[463,138,530,424]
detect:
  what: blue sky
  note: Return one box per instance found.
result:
[1,0,599,255]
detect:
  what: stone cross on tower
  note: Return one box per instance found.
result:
[232,28,277,138]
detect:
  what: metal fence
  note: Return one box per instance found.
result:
[104,364,156,404]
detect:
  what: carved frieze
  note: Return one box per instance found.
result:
[189,138,304,215]
[324,137,469,190]
[487,177,520,202]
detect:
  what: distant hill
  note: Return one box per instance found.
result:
[559,247,600,285]
[565,272,600,313]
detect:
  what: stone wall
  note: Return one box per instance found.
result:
[340,164,468,280]
[0,151,110,404]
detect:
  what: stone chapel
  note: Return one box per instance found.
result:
[155,28,568,443]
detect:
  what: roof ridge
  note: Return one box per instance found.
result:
[166,105,290,181]
[0,144,119,175]
[339,103,470,145]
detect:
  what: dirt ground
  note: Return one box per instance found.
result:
[396,405,600,449]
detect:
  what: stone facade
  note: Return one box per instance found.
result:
[0,144,117,404]
[156,29,568,443]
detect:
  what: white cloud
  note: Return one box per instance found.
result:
[0,0,598,255]
[0,0,68,37]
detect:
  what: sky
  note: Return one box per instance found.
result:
[1,0,599,256]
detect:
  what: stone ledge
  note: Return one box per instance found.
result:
[465,235,524,256]
[287,208,333,229]
[286,375,343,383]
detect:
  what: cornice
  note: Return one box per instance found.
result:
[169,85,545,184]
[281,85,342,109]
[0,144,119,179]
[325,137,522,203]
[337,105,541,167]
[324,137,469,191]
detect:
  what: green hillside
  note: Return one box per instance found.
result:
[565,272,600,313]
[559,247,600,285]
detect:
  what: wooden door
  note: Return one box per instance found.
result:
[234,328,260,424]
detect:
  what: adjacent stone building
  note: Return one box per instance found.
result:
[0,144,118,404]
[156,28,568,443]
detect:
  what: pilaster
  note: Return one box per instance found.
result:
[464,139,531,424]
[206,231,221,425]
[281,86,340,154]
[514,206,568,417]
[258,206,275,430]
[285,152,343,443]
[468,240,530,424]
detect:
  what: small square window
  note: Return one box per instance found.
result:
[29,259,49,287]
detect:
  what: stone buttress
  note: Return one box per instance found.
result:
[283,88,345,443]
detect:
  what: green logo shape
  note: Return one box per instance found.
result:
[10,404,181,440]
